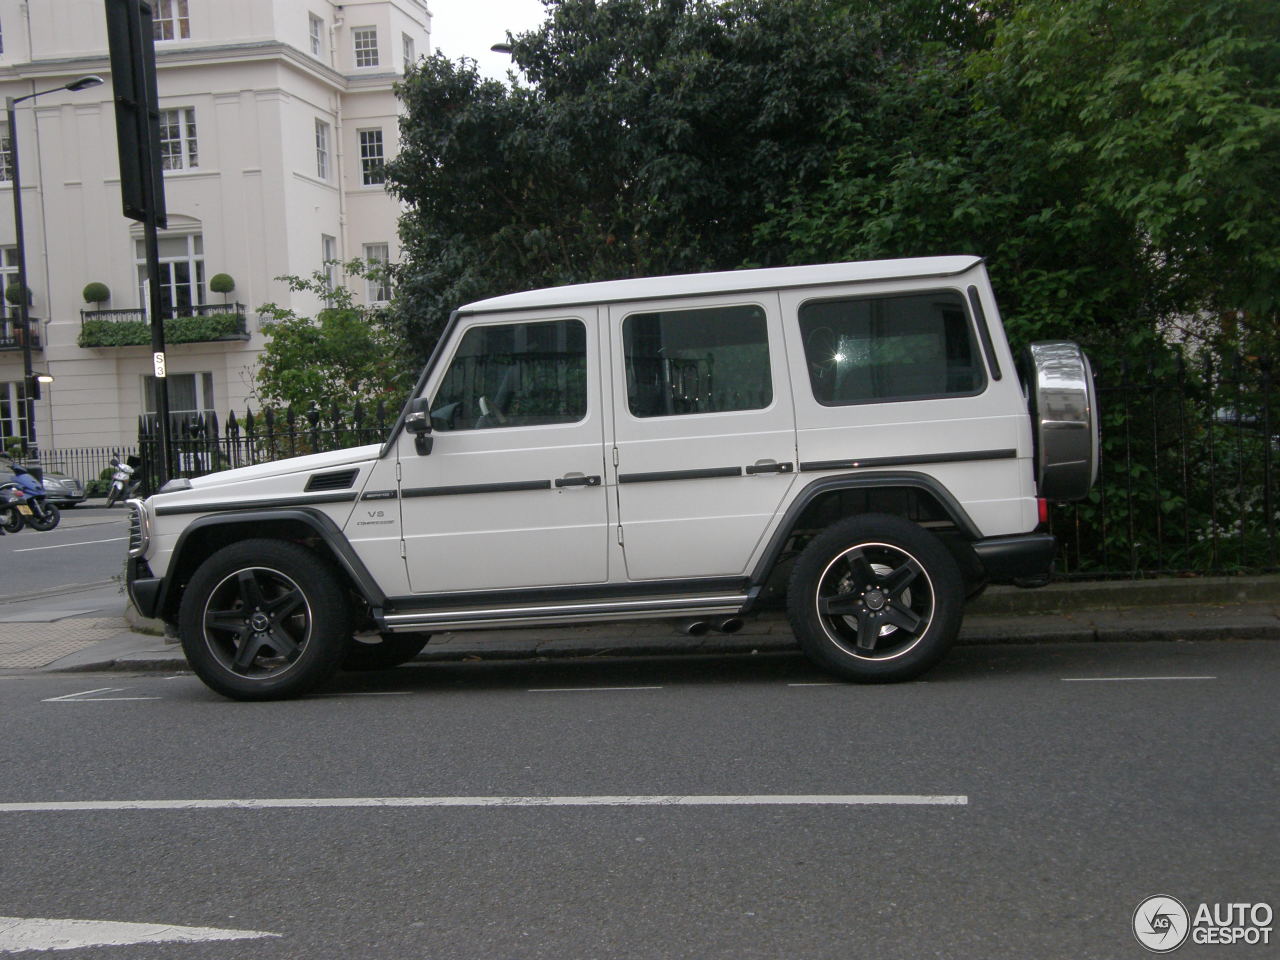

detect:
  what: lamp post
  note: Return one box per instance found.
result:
[6,74,104,458]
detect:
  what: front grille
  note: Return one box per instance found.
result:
[127,501,148,557]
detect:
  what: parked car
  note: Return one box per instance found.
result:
[127,256,1098,701]
[0,456,86,508]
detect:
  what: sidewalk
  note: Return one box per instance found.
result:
[4,574,1278,674]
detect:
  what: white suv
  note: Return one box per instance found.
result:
[127,256,1096,700]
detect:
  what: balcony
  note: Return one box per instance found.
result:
[0,319,42,352]
[79,303,250,348]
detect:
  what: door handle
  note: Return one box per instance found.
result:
[555,474,602,488]
[744,460,794,475]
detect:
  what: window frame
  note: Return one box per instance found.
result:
[362,243,391,303]
[314,118,330,180]
[430,317,590,433]
[352,26,379,68]
[135,233,205,319]
[153,0,190,41]
[308,14,324,57]
[402,32,415,70]
[797,287,990,408]
[621,302,774,419]
[158,107,198,171]
[358,128,385,185]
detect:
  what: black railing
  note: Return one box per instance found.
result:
[79,303,249,347]
[11,446,138,494]
[137,401,397,494]
[132,349,1279,579]
[0,319,42,351]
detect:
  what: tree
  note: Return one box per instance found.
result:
[253,264,414,416]
[388,0,960,361]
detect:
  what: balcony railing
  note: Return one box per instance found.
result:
[78,302,250,348]
[0,319,42,352]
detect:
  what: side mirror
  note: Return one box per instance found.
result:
[404,396,433,456]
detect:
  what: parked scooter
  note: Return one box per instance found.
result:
[1,465,60,532]
[0,486,21,535]
[105,455,140,507]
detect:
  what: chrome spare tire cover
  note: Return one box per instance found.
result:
[1024,341,1099,502]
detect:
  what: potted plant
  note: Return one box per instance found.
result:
[5,283,32,308]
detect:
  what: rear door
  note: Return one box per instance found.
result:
[608,296,797,580]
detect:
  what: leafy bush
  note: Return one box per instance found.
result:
[78,313,247,347]
[82,282,111,304]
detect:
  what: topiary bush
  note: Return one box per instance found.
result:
[82,282,111,304]
[5,283,31,307]
[210,273,236,299]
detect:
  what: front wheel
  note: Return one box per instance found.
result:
[787,514,963,683]
[27,502,60,531]
[105,484,121,507]
[178,539,353,701]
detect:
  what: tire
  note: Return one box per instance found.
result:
[27,502,60,531]
[105,487,119,507]
[787,514,964,683]
[178,539,353,701]
[342,632,431,671]
[0,507,23,533]
[1022,341,1099,501]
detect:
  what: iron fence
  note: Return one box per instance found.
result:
[126,350,1278,579]
[6,446,136,495]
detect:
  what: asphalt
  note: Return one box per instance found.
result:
[3,573,1278,675]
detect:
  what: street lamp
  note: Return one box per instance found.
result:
[6,73,104,458]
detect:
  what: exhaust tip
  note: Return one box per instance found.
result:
[715,617,744,634]
[677,619,711,637]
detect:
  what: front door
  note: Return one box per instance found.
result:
[609,296,798,580]
[401,314,610,594]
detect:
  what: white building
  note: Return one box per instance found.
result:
[0,0,429,451]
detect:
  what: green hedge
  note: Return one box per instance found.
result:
[79,313,246,347]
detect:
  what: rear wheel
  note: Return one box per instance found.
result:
[0,506,23,533]
[787,514,963,683]
[178,539,352,701]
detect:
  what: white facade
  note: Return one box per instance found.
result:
[0,0,428,450]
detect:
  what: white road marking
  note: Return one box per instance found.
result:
[0,916,278,953]
[13,537,125,554]
[1061,676,1217,682]
[787,682,841,687]
[42,688,160,702]
[528,686,662,693]
[0,794,968,812]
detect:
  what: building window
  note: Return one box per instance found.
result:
[321,234,338,292]
[0,247,18,321]
[359,129,385,185]
[363,243,391,302]
[309,14,324,56]
[402,33,415,71]
[153,0,190,41]
[136,234,205,319]
[0,380,28,448]
[353,27,379,68]
[144,371,214,420]
[315,119,330,180]
[158,108,198,170]
[0,130,11,183]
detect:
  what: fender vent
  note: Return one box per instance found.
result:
[305,469,358,492]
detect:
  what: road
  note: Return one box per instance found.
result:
[1,639,1276,958]
[0,505,129,606]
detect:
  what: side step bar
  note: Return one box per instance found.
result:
[379,593,751,633]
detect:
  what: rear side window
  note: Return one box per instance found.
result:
[431,318,587,430]
[623,304,771,417]
[798,290,986,405]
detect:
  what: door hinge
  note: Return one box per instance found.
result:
[612,447,620,468]
[616,525,624,546]
[395,461,402,482]
[400,540,407,559]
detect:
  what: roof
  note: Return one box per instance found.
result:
[457,256,984,315]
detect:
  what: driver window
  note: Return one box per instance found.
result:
[430,318,587,431]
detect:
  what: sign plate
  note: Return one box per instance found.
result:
[152,351,166,378]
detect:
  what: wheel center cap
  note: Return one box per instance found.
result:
[864,590,886,611]
[250,612,271,632]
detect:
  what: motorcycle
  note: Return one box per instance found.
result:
[105,456,140,507]
[2,465,60,532]
[0,486,21,535]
